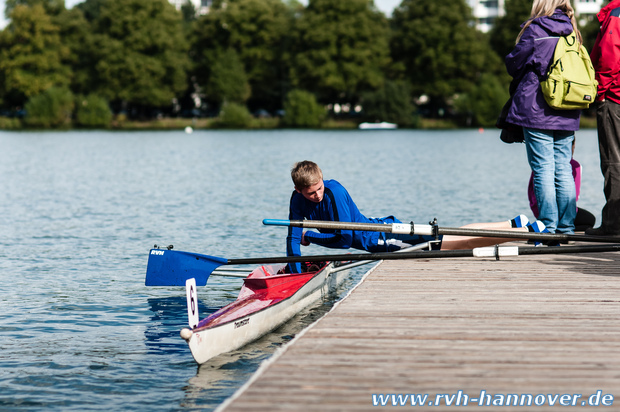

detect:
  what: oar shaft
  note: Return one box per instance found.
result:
[146,243,620,286]
[474,243,620,257]
[263,218,424,234]
[264,219,620,244]
[227,249,471,265]
[227,243,620,265]
[441,227,620,243]
[516,244,620,255]
[439,227,556,241]
[211,270,249,278]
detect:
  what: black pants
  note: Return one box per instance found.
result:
[596,101,620,234]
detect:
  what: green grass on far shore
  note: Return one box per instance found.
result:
[0,114,599,131]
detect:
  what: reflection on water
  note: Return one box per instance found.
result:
[180,300,331,409]
[145,297,193,355]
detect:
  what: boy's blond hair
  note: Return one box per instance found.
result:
[291,161,322,189]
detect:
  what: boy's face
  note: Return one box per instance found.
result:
[296,180,324,203]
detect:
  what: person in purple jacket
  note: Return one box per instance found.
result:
[285,161,546,273]
[505,0,581,235]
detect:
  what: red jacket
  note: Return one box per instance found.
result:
[591,0,620,104]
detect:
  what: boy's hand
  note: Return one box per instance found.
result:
[301,231,310,246]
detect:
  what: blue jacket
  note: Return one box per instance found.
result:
[505,10,581,131]
[286,179,397,272]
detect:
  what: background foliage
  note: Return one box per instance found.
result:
[0,0,606,128]
[24,86,74,128]
[282,89,325,128]
[75,93,112,127]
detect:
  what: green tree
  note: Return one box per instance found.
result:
[54,7,96,97]
[289,0,390,105]
[361,80,416,126]
[181,0,196,22]
[0,4,70,108]
[206,48,251,105]
[217,102,252,128]
[75,0,105,21]
[489,0,532,60]
[454,73,509,127]
[5,0,65,16]
[75,93,112,128]
[391,0,503,114]
[191,0,293,111]
[86,0,190,114]
[282,89,325,128]
[24,86,74,128]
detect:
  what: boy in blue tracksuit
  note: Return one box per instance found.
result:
[286,161,546,273]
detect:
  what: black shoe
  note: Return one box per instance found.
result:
[585,226,607,236]
[527,237,564,246]
[585,226,620,237]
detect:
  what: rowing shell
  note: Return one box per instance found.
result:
[180,261,357,364]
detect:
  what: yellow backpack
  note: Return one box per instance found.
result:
[540,31,598,110]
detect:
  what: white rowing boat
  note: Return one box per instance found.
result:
[180,260,364,364]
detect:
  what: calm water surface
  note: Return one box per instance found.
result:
[0,129,605,411]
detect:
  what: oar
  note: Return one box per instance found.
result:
[145,243,620,286]
[211,270,249,278]
[263,219,620,244]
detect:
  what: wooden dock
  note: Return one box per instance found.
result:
[219,246,620,411]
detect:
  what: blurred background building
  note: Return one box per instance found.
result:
[468,0,605,32]
[168,0,212,16]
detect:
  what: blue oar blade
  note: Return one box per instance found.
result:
[145,249,228,286]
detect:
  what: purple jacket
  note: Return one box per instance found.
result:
[505,11,581,131]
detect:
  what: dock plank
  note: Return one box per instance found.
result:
[219,248,620,411]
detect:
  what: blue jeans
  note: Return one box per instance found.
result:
[524,127,576,233]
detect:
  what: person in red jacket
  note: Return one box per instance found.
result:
[589,0,620,236]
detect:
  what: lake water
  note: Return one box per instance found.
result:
[0,128,606,411]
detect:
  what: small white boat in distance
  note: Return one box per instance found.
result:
[358,121,397,130]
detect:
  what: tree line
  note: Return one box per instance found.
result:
[0,0,605,129]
